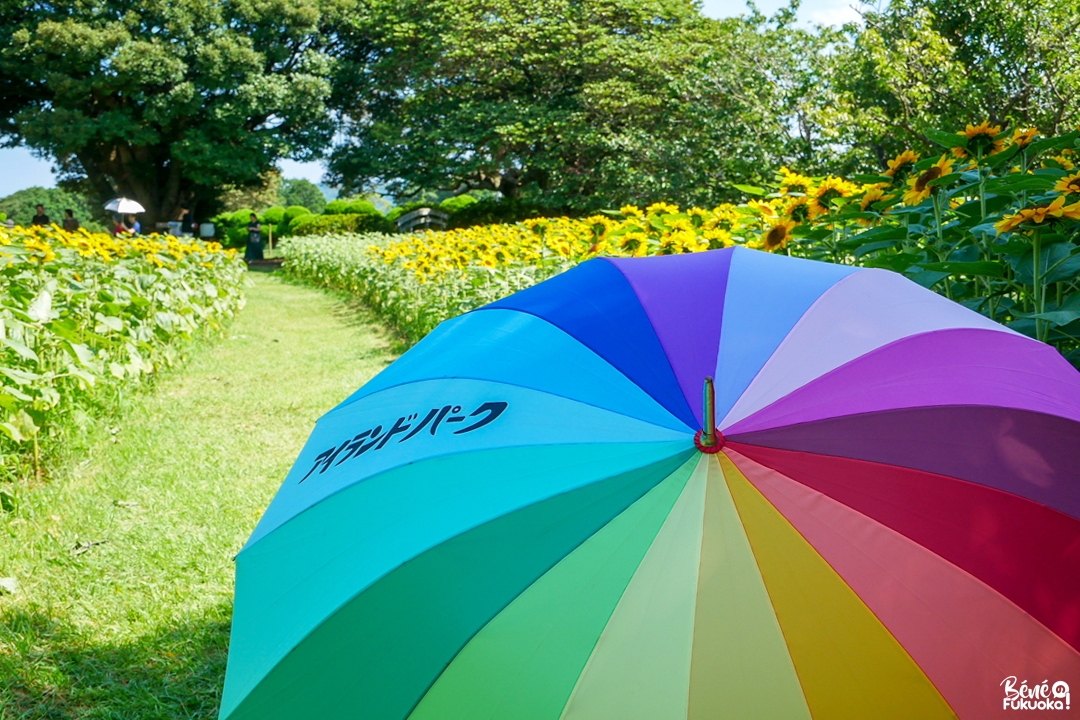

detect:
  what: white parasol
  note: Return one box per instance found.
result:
[103,197,146,214]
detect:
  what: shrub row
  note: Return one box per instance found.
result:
[0,225,246,482]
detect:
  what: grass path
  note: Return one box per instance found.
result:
[1,273,397,719]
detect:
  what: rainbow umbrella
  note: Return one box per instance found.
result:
[221,248,1080,720]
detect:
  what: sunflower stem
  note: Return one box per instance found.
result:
[1033,228,1045,341]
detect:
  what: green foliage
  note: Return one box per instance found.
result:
[281,233,556,342]
[328,0,797,209]
[230,209,257,226]
[439,194,479,213]
[290,213,394,236]
[0,186,104,231]
[261,207,286,225]
[323,198,380,216]
[0,0,345,226]
[285,124,1080,366]
[0,227,246,477]
[284,206,314,225]
[277,178,327,214]
[447,198,555,229]
[829,0,1080,170]
[0,275,395,718]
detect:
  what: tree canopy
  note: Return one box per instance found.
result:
[2,0,1078,215]
[328,0,808,209]
[278,178,328,213]
[0,186,104,231]
[830,0,1080,169]
[0,0,345,226]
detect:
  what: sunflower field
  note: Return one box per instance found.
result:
[0,225,246,483]
[282,123,1080,367]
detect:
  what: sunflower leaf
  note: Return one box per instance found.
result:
[919,261,1006,278]
[926,128,966,150]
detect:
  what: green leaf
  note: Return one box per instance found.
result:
[983,175,1057,193]
[925,128,965,150]
[732,184,766,196]
[27,288,52,323]
[906,269,951,288]
[854,240,899,258]
[1,338,39,363]
[1016,309,1080,326]
[95,314,124,333]
[47,318,81,342]
[1025,131,1080,157]
[918,261,1006,278]
[926,172,964,188]
[851,175,894,184]
[64,341,96,367]
[0,366,41,384]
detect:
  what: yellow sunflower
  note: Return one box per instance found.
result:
[763,219,797,252]
[784,196,812,223]
[994,196,1080,234]
[903,155,956,205]
[778,167,815,195]
[747,198,779,218]
[954,120,1005,158]
[1054,171,1080,195]
[809,176,859,218]
[1010,127,1039,148]
[860,185,892,211]
[884,150,920,179]
[1049,153,1076,171]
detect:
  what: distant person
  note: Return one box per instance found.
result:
[113,217,129,236]
[30,204,50,226]
[62,209,80,232]
[245,213,264,261]
[126,214,141,235]
[179,206,194,237]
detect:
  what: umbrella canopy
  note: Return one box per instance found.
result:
[102,197,145,214]
[221,247,1080,720]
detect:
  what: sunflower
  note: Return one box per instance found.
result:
[994,196,1080,234]
[903,155,956,205]
[884,150,920,179]
[860,185,892,211]
[747,198,779,218]
[809,176,859,218]
[1010,127,1039,148]
[705,204,741,233]
[1048,153,1076,171]
[1054,171,1080,195]
[953,120,1005,158]
[784,196,813,223]
[645,201,679,216]
[763,219,797,251]
[778,167,815,195]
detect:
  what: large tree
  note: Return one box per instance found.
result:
[0,0,346,226]
[328,0,798,209]
[830,0,1080,169]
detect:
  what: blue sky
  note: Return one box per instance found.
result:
[0,0,860,197]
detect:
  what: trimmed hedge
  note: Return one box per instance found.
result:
[324,198,379,216]
[289,213,395,236]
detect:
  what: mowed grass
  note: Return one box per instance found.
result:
[0,273,397,719]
